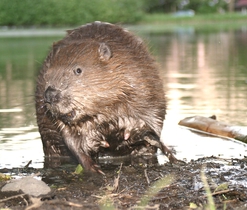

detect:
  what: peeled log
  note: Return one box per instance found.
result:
[178,116,247,143]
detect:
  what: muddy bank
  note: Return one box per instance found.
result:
[1,156,247,209]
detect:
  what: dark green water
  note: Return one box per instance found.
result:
[0,26,247,168]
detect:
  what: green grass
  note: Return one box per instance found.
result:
[141,12,247,24]
[128,12,247,34]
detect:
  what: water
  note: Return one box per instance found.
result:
[0,26,247,168]
[0,35,64,168]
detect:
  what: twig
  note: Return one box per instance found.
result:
[26,197,84,210]
[21,194,29,206]
[46,200,83,207]
[118,188,126,194]
[202,189,232,198]
[24,160,32,168]
[0,193,26,203]
[113,163,123,192]
[144,169,150,185]
[25,197,42,210]
[130,204,160,209]
[91,195,103,199]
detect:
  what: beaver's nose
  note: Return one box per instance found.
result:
[44,86,61,104]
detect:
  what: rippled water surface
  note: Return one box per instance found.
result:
[0,26,247,168]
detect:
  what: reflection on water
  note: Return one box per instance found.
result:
[161,122,247,163]
[0,27,247,168]
[0,126,42,168]
[0,35,63,168]
[149,28,247,125]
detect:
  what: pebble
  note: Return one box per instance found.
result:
[1,176,51,196]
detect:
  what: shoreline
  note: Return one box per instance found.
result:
[0,13,247,37]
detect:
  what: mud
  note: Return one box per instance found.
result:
[1,156,247,210]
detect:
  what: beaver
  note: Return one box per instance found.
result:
[35,21,177,174]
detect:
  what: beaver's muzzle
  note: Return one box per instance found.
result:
[44,86,61,104]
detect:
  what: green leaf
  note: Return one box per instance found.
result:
[189,202,198,209]
[74,164,84,175]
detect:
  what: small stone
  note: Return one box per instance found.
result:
[1,176,51,197]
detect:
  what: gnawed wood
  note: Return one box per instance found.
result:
[178,115,247,143]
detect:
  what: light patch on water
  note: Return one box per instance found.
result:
[0,126,37,134]
[0,108,22,113]
[0,127,43,168]
[160,120,247,162]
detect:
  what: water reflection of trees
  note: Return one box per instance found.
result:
[1,30,247,129]
[0,36,60,128]
[149,29,247,125]
[0,58,36,128]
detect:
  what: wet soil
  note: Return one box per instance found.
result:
[1,156,247,210]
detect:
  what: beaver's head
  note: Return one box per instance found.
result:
[43,40,133,125]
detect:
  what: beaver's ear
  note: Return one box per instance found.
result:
[98,43,112,61]
[52,41,63,56]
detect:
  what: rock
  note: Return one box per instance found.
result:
[1,176,51,196]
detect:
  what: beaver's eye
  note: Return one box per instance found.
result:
[74,68,82,75]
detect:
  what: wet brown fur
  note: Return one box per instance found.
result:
[35,22,168,173]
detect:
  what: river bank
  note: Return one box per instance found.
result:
[134,12,247,33]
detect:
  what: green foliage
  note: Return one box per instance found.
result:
[143,0,181,13]
[0,0,145,26]
[74,164,84,175]
[200,167,216,210]
[0,173,11,181]
[183,0,228,14]
[143,0,228,14]
[139,173,175,207]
